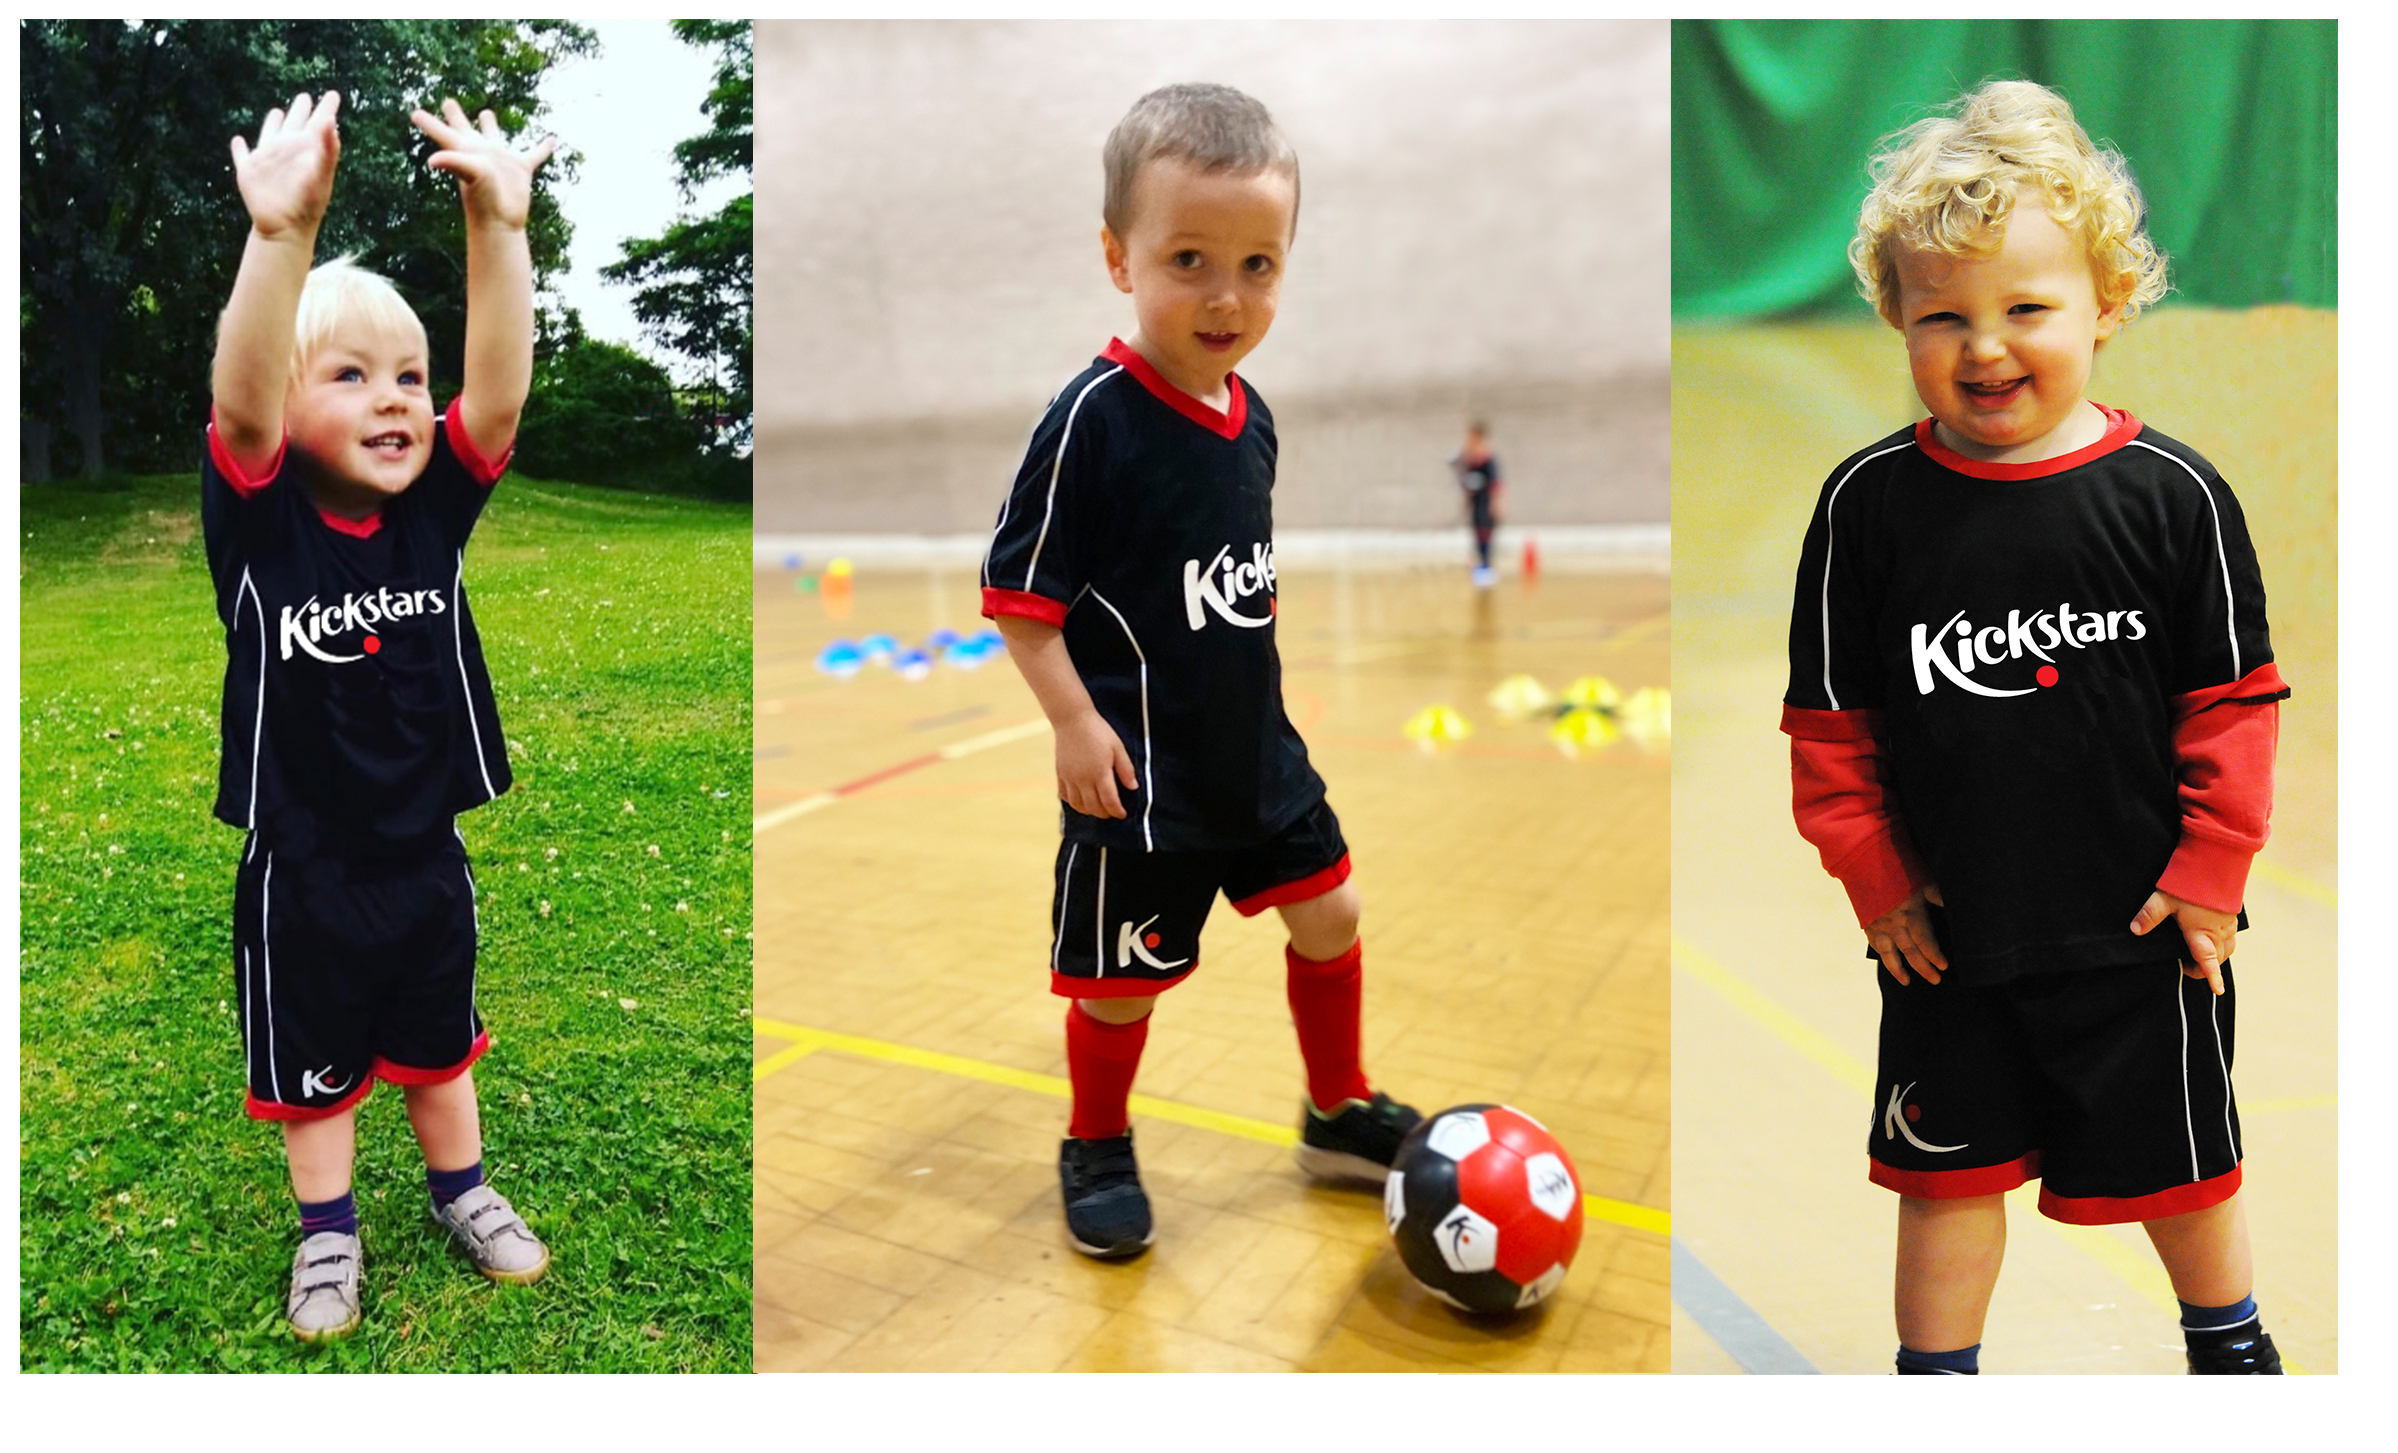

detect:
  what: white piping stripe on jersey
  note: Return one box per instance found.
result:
[2209,987,2234,1167]
[1818,441,1918,711]
[2128,439,2241,679]
[452,551,499,800]
[262,850,282,1104]
[2176,967,2198,1181]
[1084,588,1155,852]
[1021,367,1123,593]
[1054,843,1079,976]
[238,567,267,827]
[1094,847,1109,978]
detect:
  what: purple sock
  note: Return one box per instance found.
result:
[426,1160,485,1211]
[298,1190,357,1239]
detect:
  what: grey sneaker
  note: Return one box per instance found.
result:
[435,1185,550,1285]
[286,1230,363,1342]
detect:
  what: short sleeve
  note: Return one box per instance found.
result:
[2167,465,2276,696]
[416,401,512,550]
[1785,464,1885,713]
[981,375,1111,625]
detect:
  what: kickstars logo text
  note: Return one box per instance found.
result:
[1910,601,2145,699]
[1183,542,1276,631]
[279,587,448,664]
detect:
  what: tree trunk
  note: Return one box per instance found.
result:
[61,298,108,478]
[21,416,54,484]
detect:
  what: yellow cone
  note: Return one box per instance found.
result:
[1550,706,1621,757]
[1561,674,1622,711]
[1621,685,1672,751]
[1402,704,1473,751]
[826,556,854,579]
[1487,673,1552,720]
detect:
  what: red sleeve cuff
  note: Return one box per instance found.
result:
[1828,833,1931,926]
[444,399,513,486]
[2172,660,2290,719]
[206,408,285,497]
[981,587,1069,626]
[2156,834,2255,916]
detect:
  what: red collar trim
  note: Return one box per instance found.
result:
[1102,337,1246,440]
[1915,406,2143,480]
[315,504,383,538]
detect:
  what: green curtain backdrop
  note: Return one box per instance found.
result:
[1672,19,2336,319]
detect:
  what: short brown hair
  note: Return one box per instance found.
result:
[1103,83,1300,241]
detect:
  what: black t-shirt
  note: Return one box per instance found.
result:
[1783,411,2282,982]
[981,339,1325,853]
[203,405,513,856]
[1454,453,1500,494]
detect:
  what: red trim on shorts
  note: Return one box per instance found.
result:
[207,408,286,497]
[2039,1165,2241,1226]
[1230,853,1353,917]
[372,1028,492,1086]
[1913,406,2142,480]
[1102,337,1247,439]
[1051,967,1195,999]
[245,1074,375,1123]
[1869,1151,2040,1199]
[443,399,514,485]
[981,587,1069,626]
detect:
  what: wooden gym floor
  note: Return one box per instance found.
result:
[1669,310,2338,1374]
[753,558,1670,1372]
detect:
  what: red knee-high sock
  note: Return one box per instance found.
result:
[1065,1001,1150,1141]
[1286,939,1372,1114]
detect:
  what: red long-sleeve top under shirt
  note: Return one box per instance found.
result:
[1785,660,2285,928]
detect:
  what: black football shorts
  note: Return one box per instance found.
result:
[1868,957,2242,1224]
[232,832,488,1120]
[1049,798,1350,998]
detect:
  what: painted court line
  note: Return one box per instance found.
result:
[753,717,1048,834]
[1670,1238,1816,1374]
[754,1016,1670,1238]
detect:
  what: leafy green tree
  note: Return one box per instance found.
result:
[515,328,705,492]
[19,19,593,480]
[601,21,751,463]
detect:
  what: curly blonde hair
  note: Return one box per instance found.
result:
[289,256,427,384]
[1850,79,2168,328]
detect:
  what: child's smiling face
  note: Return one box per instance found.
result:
[1103,157,1295,406]
[285,320,435,510]
[1894,205,2124,462]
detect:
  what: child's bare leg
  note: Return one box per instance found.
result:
[403,1069,484,1172]
[2143,1194,2251,1306]
[1078,994,1156,1025]
[1278,881,1360,962]
[1895,1193,2007,1352]
[283,1109,359,1202]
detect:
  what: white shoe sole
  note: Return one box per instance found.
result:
[1295,1143,1392,1185]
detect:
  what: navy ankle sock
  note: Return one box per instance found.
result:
[426,1160,485,1211]
[298,1190,357,1239]
[2180,1294,2261,1348]
[1895,1342,1981,1375]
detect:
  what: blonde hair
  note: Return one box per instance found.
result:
[289,256,427,382]
[1850,80,2169,328]
[1103,83,1300,242]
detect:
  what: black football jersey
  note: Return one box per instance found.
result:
[203,405,513,854]
[982,339,1324,853]
[1784,410,2283,982]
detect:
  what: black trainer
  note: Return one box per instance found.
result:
[1295,1090,1422,1183]
[2187,1327,2284,1374]
[1058,1132,1154,1259]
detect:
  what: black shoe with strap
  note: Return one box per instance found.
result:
[1059,1132,1154,1259]
[1295,1090,1422,1184]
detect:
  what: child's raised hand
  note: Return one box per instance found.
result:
[1866,883,1948,987]
[1055,712,1139,820]
[230,91,343,240]
[2131,888,2235,996]
[410,98,558,231]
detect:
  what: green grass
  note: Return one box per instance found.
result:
[18,471,752,1371]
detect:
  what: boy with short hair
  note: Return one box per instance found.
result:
[206,91,558,1339]
[984,83,1419,1259]
[1782,80,2288,1374]
[1452,420,1503,587]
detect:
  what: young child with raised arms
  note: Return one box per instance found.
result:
[206,90,557,1339]
[983,83,1421,1258]
[1782,80,2288,1374]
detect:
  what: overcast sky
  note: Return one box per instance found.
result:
[536,19,746,371]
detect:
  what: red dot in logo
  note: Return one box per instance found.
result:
[2035,664,2058,687]
[1143,932,1161,949]
[1904,1104,1922,1123]
[363,635,381,655]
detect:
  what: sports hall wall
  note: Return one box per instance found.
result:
[754,21,1670,535]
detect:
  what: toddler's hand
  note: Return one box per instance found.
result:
[230,91,342,240]
[410,98,558,231]
[1866,883,1948,987]
[1055,712,1138,820]
[2131,889,2235,996]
